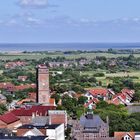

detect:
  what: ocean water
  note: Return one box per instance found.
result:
[0,43,140,52]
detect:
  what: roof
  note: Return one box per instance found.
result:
[109,92,131,105]
[24,128,44,136]
[114,132,135,139]
[18,124,60,129]
[0,112,19,124]
[15,84,36,91]
[0,83,36,91]
[84,98,99,108]
[11,105,56,116]
[37,64,47,69]
[32,116,49,126]
[89,88,108,96]
[0,136,47,140]
[80,113,107,131]
[121,88,135,98]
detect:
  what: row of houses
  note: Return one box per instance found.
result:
[0,105,67,140]
[84,88,135,109]
[0,82,36,92]
[60,88,135,110]
[48,59,91,68]
[5,61,27,69]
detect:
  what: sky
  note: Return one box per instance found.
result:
[1,0,140,43]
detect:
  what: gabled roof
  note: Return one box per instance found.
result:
[11,105,56,116]
[0,112,20,124]
[114,132,135,139]
[89,88,108,96]
[84,98,99,108]
[24,128,44,136]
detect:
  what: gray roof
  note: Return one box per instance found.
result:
[31,116,49,126]
[80,114,107,130]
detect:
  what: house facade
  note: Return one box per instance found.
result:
[71,113,109,140]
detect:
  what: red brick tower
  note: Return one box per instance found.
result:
[36,64,50,105]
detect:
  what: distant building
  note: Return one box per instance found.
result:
[71,113,109,140]
[5,61,27,69]
[18,76,28,82]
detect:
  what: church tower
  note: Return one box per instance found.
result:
[36,64,50,105]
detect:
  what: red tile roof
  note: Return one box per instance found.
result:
[109,93,127,105]
[0,112,20,124]
[0,83,36,91]
[89,88,108,96]
[114,132,135,139]
[121,88,135,98]
[11,105,56,116]
[84,98,99,108]
[15,84,36,91]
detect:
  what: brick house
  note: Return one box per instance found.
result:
[71,113,109,140]
[0,112,22,130]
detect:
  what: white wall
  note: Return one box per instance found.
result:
[47,124,65,140]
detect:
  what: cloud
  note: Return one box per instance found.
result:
[17,0,58,9]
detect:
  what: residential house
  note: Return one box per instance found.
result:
[85,88,112,101]
[84,98,99,109]
[18,76,28,82]
[17,124,65,140]
[0,112,22,130]
[0,83,36,92]
[5,61,27,69]
[114,132,135,140]
[109,88,135,106]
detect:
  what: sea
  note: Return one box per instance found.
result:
[0,43,140,52]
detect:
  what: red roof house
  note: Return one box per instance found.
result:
[11,105,56,124]
[0,112,21,130]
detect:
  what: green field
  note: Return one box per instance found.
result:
[81,70,140,87]
[0,52,140,60]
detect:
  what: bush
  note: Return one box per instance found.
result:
[93,73,105,77]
